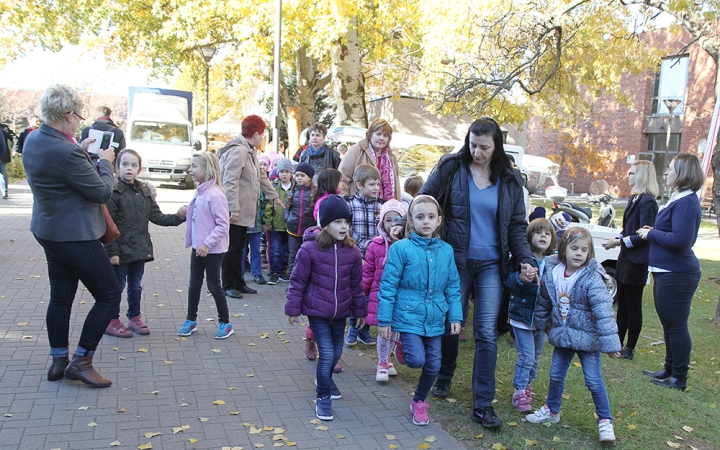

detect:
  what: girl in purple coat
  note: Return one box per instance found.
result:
[177,153,232,340]
[286,195,367,421]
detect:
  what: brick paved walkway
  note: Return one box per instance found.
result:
[0,183,464,450]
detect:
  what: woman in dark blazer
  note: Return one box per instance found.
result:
[23,85,119,387]
[603,160,658,359]
[637,153,704,391]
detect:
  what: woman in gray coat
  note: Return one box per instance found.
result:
[23,85,119,388]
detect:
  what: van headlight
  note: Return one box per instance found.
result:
[177,158,191,166]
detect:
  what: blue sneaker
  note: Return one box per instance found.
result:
[345,326,359,346]
[357,328,376,345]
[214,322,234,339]
[316,396,333,421]
[315,378,342,399]
[178,320,197,336]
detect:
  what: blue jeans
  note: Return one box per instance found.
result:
[512,326,546,390]
[0,162,7,196]
[652,271,701,379]
[35,236,120,356]
[241,232,262,277]
[546,347,612,421]
[269,230,289,274]
[308,317,346,398]
[437,259,503,408]
[113,260,146,319]
[401,333,442,402]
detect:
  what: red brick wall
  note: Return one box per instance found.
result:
[527,27,717,198]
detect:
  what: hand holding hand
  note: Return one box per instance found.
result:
[288,316,299,326]
[177,206,188,219]
[196,244,210,257]
[262,224,271,232]
[607,352,621,359]
[378,326,391,340]
[636,226,652,240]
[109,256,120,265]
[520,263,539,285]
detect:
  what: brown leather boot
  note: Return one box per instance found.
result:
[64,355,112,388]
[47,356,70,381]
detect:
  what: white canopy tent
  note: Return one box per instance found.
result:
[194,113,244,135]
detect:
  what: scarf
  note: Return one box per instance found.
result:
[305,143,328,159]
[367,142,395,201]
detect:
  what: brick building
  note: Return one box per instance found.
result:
[526,27,717,198]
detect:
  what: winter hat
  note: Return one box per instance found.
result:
[377,198,407,238]
[550,212,572,232]
[529,206,546,222]
[275,158,294,173]
[319,194,352,228]
[267,151,283,165]
[295,162,315,179]
[257,155,270,166]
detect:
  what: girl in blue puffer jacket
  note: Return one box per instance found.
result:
[285,195,367,422]
[377,195,462,427]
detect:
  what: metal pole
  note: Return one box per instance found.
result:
[272,0,282,155]
[205,63,210,146]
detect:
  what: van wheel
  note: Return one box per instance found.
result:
[181,176,195,190]
[603,265,617,300]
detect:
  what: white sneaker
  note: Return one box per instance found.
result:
[526,405,560,424]
[387,362,397,376]
[598,419,615,442]
[376,363,390,382]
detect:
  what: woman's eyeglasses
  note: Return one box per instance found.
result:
[67,111,85,122]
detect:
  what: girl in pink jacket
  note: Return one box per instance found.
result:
[178,153,232,340]
[362,199,406,381]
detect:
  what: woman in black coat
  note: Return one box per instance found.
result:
[420,118,534,429]
[602,160,658,359]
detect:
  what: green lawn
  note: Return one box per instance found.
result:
[385,248,720,449]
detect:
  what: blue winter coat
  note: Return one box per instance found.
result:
[285,227,367,320]
[535,256,621,353]
[377,232,462,337]
[504,256,542,327]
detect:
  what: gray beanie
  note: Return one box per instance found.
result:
[276,158,294,173]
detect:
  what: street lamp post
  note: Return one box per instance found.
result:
[198,45,217,147]
[662,98,681,202]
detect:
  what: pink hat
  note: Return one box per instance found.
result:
[377,199,407,239]
[258,155,270,166]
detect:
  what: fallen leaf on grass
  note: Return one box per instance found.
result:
[630,411,636,417]
[138,443,152,450]
[552,436,561,442]
[491,444,507,450]
[198,417,210,422]
[507,422,518,426]
[172,425,190,434]
[384,434,396,440]
[137,348,148,353]
[474,434,483,439]
[572,361,581,367]
[109,441,121,446]
[683,426,694,432]
[542,422,553,427]
[425,436,436,443]
[627,424,636,430]
[88,422,97,427]
[562,394,570,400]
[78,406,89,410]
[666,442,681,448]
[315,425,328,431]
[674,435,685,440]
[144,432,161,438]
[525,439,536,446]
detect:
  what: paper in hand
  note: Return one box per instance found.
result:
[87,129,116,154]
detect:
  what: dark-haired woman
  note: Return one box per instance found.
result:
[421,118,534,428]
[638,153,705,391]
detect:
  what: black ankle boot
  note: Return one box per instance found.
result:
[652,376,687,391]
[643,368,671,379]
[620,347,634,359]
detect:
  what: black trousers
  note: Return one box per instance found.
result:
[188,250,229,323]
[222,224,248,291]
[615,280,645,349]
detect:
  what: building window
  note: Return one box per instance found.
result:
[651,55,689,116]
[642,133,681,199]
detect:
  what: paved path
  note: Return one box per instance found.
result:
[0,182,464,450]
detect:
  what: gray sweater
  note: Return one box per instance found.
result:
[536,256,621,353]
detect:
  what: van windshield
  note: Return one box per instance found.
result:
[396,144,455,179]
[131,122,190,145]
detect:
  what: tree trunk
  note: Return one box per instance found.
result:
[330,17,368,128]
[285,105,300,157]
[296,46,330,130]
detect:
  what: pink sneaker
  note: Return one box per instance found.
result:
[411,400,429,425]
[127,315,150,335]
[512,390,532,412]
[376,362,390,382]
[525,385,533,403]
[105,319,132,338]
